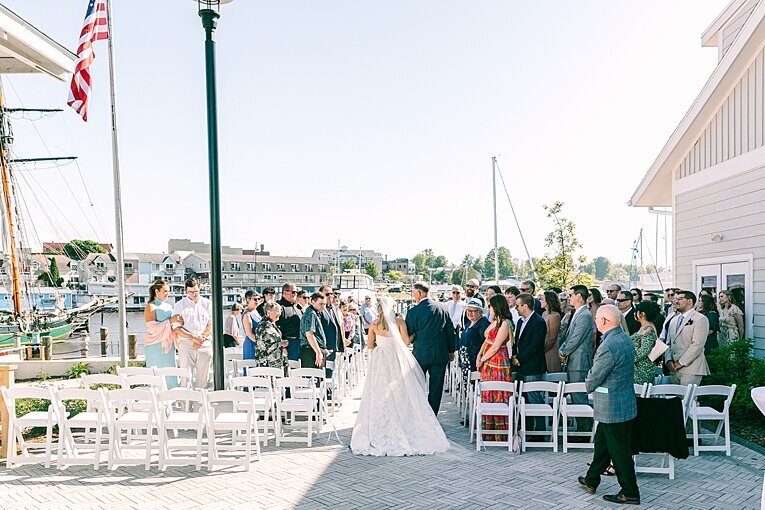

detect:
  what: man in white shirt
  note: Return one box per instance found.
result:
[172,278,213,389]
[359,295,377,335]
[446,285,465,331]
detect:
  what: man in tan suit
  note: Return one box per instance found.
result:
[667,290,710,386]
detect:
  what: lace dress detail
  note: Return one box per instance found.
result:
[351,332,450,456]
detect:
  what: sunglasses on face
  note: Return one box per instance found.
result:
[520,288,531,292]
[617,298,631,302]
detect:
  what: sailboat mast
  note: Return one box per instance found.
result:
[0,81,22,316]
[492,156,498,283]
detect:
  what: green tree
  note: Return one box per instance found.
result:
[585,256,611,280]
[483,246,518,279]
[535,202,589,290]
[64,239,107,261]
[38,257,63,287]
[606,263,630,282]
[341,259,357,271]
[412,249,449,276]
[384,270,405,282]
[364,262,379,279]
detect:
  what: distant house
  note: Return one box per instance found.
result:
[630,0,765,354]
[312,246,383,275]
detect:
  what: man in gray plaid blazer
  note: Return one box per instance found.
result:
[579,305,640,506]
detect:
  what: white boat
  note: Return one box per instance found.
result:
[332,270,376,303]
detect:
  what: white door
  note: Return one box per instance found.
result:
[693,257,752,339]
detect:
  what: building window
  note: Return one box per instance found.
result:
[247,262,255,271]
[291,263,299,272]
[227,295,235,302]
[165,263,174,270]
[96,261,105,269]
[305,264,313,272]
[277,263,285,272]
[262,263,271,271]
[124,262,133,270]
[318,264,326,272]
[264,274,272,280]
[152,263,161,271]
[304,275,311,282]
[231,262,240,271]
[133,296,146,305]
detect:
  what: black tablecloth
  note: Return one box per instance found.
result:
[630,396,689,459]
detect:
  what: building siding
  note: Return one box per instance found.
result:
[675,163,765,354]
[678,41,765,179]
[722,0,759,57]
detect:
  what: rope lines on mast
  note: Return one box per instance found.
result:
[493,159,535,275]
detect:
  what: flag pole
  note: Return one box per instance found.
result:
[104,0,128,366]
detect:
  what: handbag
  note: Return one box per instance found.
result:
[648,338,669,362]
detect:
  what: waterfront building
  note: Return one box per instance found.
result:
[382,257,416,275]
[630,0,765,355]
[312,246,383,275]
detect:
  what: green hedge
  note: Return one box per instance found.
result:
[704,338,765,419]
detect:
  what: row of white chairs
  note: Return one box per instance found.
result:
[468,378,736,459]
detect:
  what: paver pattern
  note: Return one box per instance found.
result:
[0,381,763,510]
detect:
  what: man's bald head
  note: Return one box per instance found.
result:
[595,304,622,334]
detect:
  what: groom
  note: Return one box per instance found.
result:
[405,282,456,415]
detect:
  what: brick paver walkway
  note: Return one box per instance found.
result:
[0,380,763,509]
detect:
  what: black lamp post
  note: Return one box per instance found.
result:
[196,0,232,390]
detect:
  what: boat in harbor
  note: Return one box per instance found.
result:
[332,270,376,303]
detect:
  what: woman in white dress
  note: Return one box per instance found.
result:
[351,297,450,456]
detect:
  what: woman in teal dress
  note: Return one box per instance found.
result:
[144,279,182,388]
[631,301,660,385]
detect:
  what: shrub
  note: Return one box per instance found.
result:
[36,371,50,381]
[64,362,92,379]
[705,338,765,419]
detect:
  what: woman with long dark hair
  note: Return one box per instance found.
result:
[476,294,514,442]
[632,301,659,385]
[540,291,562,373]
[698,293,720,354]
[144,279,183,387]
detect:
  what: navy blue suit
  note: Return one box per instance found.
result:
[405,298,456,414]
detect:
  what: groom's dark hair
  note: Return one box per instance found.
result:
[413,282,429,294]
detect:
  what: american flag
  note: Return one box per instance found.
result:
[67,0,109,122]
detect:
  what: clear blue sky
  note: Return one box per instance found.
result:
[4,0,726,267]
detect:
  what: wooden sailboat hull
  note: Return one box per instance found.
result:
[0,315,75,348]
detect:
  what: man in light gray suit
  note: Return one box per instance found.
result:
[667,290,710,386]
[559,285,594,430]
[578,305,639,506]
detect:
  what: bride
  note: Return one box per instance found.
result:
[350,296,449,456]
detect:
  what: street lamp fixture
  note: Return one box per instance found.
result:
[195,0,234,390]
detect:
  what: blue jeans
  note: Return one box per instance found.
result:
[286,338,301,361]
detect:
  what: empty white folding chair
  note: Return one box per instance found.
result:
[154,367,193,391]
[274,377,318,446]
[156,389,206,471]
[690,384,736,456]
[465,372,481,427]
[560,382,597,452]
[230,376,277,446]
[473,380,515,451]
[102,388,159,470]
[205,390,259,471]
[518,380,563,452]
[1,386,58,468]
[325,360,339,415]
[223,349,241,388]
[291,368,328,425]
[80,373,126,389]
[54,388,108,470]
[117,366,156,376]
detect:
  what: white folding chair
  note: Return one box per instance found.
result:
[690,384,736,456]
[518,380,563,452]
[54,388,108,470]
[465,372,482,427]
[205,390,259,471]
[325,360,340,415]
[154,367,193,391]
[634,383,648,398]
[560,382,597,452]
[543,372,569,383]
[290,368,328,425]
[117,366,156,376]
[103,388,159,470]
[473,380,515,451]
[80,373,126,389]
[1,386,58,468]
[122,375,168,391]
[156,389,206,471]
[223,349,241,388]
[274,377,318,446]
[287,360,301,373]
[230,376,277,446]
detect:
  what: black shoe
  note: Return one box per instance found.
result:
[603,493,640,505]
[578,476,596,495]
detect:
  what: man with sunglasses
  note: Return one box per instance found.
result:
[616,291,640,335]
[446,285,465,332]
[520,280,544,315]
[277,283,303,361]
[319,284,344,379]
[360,295,377,336]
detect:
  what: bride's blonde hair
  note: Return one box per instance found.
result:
[377,301,388,331]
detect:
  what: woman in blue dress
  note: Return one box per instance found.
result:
[144,279,182,388]
[242,290,262,360]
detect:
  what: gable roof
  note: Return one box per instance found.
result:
[630,0,765,207]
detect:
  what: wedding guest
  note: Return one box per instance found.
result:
[360,295,377,335]
[342,301,358,345]
[632,301,659,385]
[520,280,543,314]
[588,288,603,350]
[718,290,744,346]
[465,278,485,307]
[254,301,288,369]
[605,283,621,302]
[446,285,465,331]
[513,293,547,431]
[617,291,640,335]
[485,285,502,319]
[504,286,521,325]
[300,291,329,368]
[223,303,243,348]
[277,283,302,361]
[558,291,572,355]
[256,287,276,316]
[144,279,181,388]
[698,294,720,354]
[662,288,674,315]
[459,298,490,423]
[348,303,363,346]
[242,290,262,360]
[540,291,562,373]
[296,290,309,312]
[477,294,514,441]
[667,291,710,386]
[172,278,213,389]
[579,305,640,506]
[630,288,643,306]
[560,285,594,430]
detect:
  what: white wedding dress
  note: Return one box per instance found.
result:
[350,298,449,456]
